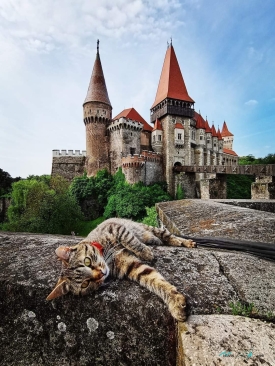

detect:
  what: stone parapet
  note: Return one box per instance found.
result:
[52,150,87,157]
[122,150,162,167]
[108,117,143,132]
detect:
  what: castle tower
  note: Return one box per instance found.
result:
[221,121,234,150]
[150,42,195,193]
[83,40,112,176]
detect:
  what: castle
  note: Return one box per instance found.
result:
[52,40,238,196]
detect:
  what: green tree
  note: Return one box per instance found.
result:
[142,206,158,227]
[0,169,21,197]
[5,176,83,234]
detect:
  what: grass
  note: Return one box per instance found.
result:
[229,301,258,317]
[77,217,105,236]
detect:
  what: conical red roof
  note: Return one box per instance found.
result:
[194,112,206,129]
[221,121,233,137]
[217,128,223,140]
[205,119,212,133]
[113,107,153,132]
[152,45,194,108]
[211,124,218,137]
[84,48,111,107]
[152,119,163,131]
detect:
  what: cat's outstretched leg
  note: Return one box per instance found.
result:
[138,223,196,248]
[97,223,154,261]
[113,251,187,321]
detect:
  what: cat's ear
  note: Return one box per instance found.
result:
[46,278,69,300]
[55,246,72,261]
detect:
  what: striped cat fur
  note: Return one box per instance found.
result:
[47,218,196,321]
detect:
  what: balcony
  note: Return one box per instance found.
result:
[175,139,184,148]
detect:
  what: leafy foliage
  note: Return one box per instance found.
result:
[176,184,185,200]
[0,168,21,197]
[70,169,114,218]
[4,176,83,234]
[226,174,254,199]
[104,177,171,220]
[142,206,159,227]
[239,153,275,165]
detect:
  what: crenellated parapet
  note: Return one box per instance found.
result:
[122,151,162,167]
[52,150,87,157]
[108,117,143,132]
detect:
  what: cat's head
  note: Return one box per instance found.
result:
[46,241,110,300]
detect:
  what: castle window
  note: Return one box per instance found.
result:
[153,135,155,142]
[158,135,162,141]
[200,136,203,140]
[130,147,135,155]
[178,133,182,140]
[207,139,210,144]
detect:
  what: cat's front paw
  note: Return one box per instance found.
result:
[140,246,154,261]
[171,237,196,248]
[181,239,196,248]
[169,293,187,322]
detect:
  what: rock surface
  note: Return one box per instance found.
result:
[178,315,275,366]
[1,199,275,365]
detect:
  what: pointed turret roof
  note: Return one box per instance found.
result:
[205,119,212,133]
[211,124,218,137]
[84,41,111,107]
[217,128,223,140]
[194,111,206,129]
[152,45,194,108]
[221,121,233,137]
[113,107,153,132]
[152,119,163,131]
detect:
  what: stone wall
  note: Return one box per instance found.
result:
[51,156,86,181]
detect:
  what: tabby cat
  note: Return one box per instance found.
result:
[47,218,196,321]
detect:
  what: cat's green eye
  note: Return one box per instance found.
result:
[84,257,91,266]
[81,280,90,288]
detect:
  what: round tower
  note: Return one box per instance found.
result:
[83,40,112,176]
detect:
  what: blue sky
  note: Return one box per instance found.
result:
[0,0,274,178]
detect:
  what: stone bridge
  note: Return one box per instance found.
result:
[173,164,275,199]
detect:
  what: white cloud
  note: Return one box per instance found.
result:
[244,99,258,106]
[247,46,263,63]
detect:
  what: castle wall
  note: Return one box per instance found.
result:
[174,172,197,198]
[122,151,163,185]
[51,150,86,181]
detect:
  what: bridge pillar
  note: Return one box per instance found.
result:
[251,176,275,199]
[200,174,227,199]
[174,172,196,198]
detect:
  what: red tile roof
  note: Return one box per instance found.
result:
[152,45,194,108]
[174,122,184,129]
[211,124,218,138]
[84,50,111,107]
[194,112,206,129]
[221,121,233,137]
[223,148,238,156]
[205,119,212,133]
[217,128,223,140]
[152,119,163,131]
[113,108,153,132]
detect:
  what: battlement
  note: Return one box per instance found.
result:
[122,150,162,167]
[52,150,87,157]
[108,117,143,132]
